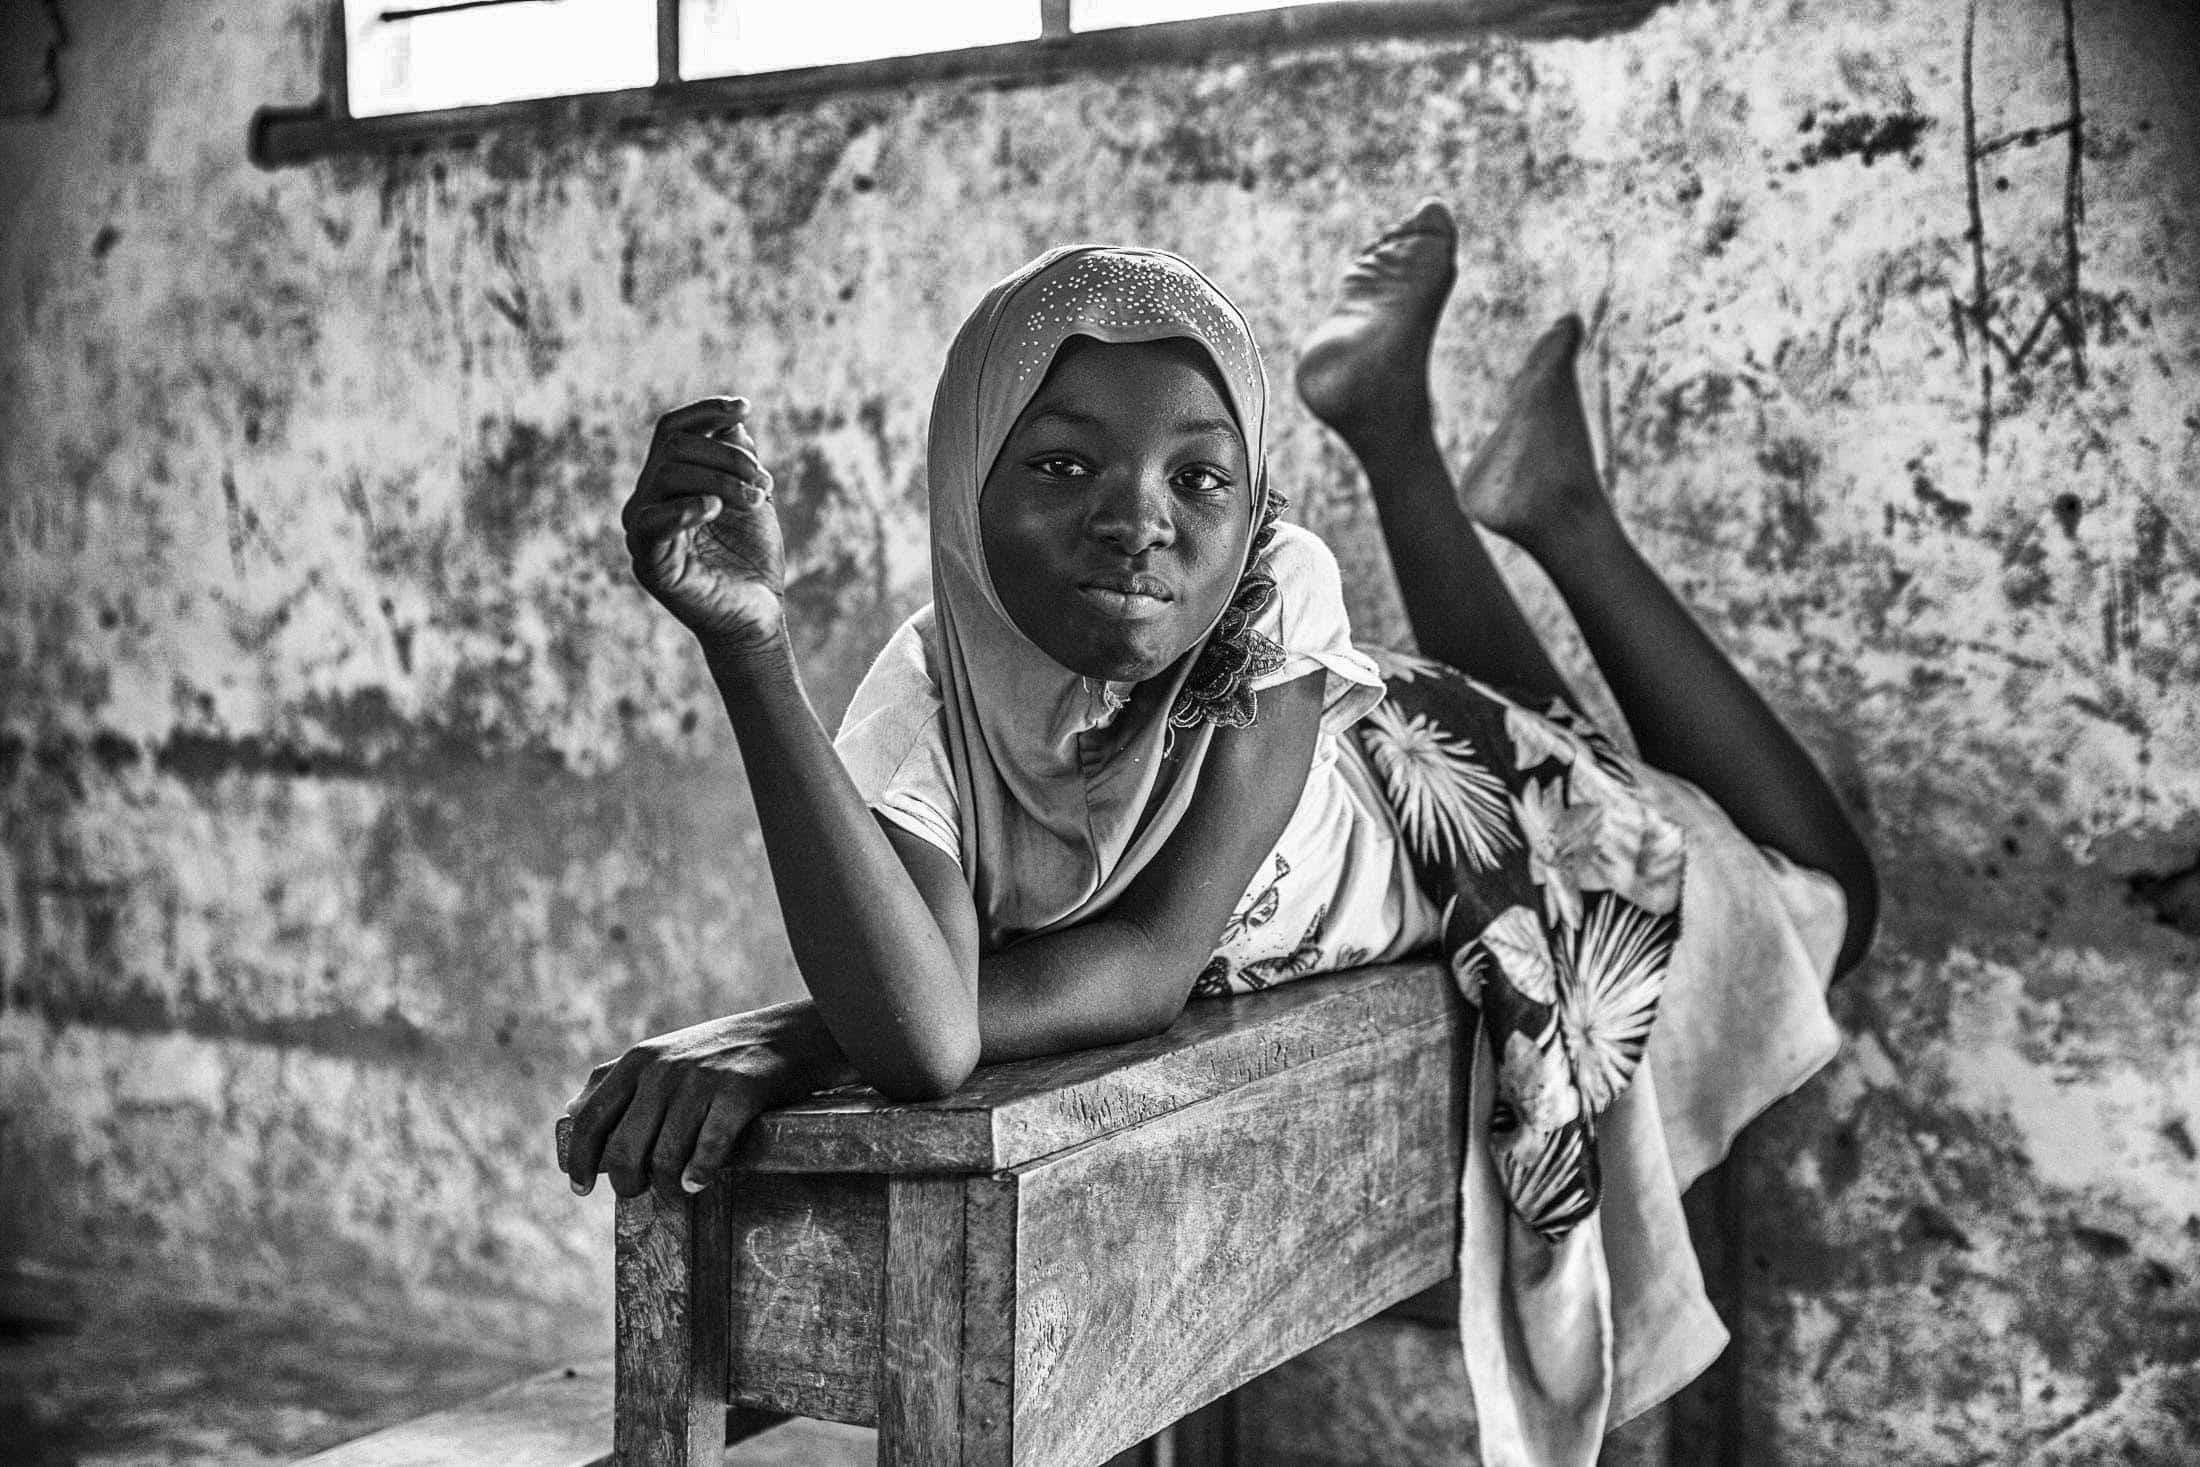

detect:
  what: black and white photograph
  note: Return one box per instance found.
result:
[1,0,2195,1463]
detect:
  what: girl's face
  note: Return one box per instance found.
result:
[980,336,1255,684]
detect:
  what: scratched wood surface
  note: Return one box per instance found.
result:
[959,1174,1020,1465]
[723,1172,886,1426]
[1001,1012,1466,1467]
[615,1187,734,1467]
[876,1176,972,1467]
[737,963,1453,1175]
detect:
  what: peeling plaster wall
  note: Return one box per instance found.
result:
[2,0,2197,1456]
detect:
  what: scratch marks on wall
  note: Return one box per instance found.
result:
[1954,0,2091,469]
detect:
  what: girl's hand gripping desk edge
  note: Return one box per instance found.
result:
[623,396,786,656]
[559,1004,855,1203]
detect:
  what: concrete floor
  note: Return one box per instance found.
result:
[1,1262,538,1464]
[0,1262,871,1466]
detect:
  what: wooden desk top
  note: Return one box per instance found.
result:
[736,961,1459,1175]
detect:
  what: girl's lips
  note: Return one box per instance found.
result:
[1076,582,1173,620]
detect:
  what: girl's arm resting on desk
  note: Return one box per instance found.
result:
[680,564,1332,1097]
[888,668,1326,1065]
[706,634,980,1100]
[561,670,1323,1199]
[615,396,977,1102]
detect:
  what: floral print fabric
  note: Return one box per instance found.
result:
[1369,652,1683,1238]
[1201,647,1685,1240]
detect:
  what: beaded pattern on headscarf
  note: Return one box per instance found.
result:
[1000,254,1262,395]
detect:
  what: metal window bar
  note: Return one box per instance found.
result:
[380,0,544,18]
[252,0,1662,166]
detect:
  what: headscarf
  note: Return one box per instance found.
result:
[923,246,1272,951]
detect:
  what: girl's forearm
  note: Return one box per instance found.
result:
[703,948,1166,1114]
[973,919,1190,1065]
[701,634,979,1098]
[970,671,1330,1064]
[689,664,1318,1094]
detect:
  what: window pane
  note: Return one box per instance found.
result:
[681,0,1041,77]
[345,0,657,118]
[1071,0,1340,30]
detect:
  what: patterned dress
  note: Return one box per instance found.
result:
[1194,646,1683,1240]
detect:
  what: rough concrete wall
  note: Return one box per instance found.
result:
[2,0,2196,1457]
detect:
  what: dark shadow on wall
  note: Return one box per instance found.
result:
[0,0,65,118]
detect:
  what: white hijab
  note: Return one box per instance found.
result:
[922,246,1272,951]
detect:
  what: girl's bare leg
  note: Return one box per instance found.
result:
[1298,202,1877,970]
[1295,199,1570,704]
[1454,315,1876,966]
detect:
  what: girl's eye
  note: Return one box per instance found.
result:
[1030,455,1089,481]
[1175,465,1232,495]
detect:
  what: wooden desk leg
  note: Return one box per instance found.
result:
[880,1175,1015,1467]
[616,1187,733,1467]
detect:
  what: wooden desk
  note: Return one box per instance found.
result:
[597,962,1467,1467]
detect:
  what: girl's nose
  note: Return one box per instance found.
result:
[1086,467,1174,553]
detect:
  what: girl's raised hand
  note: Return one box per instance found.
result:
[624,397,785,652]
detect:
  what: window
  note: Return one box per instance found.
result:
[254,0,1557,164]
[679,0,1043,79]
[347,0,660,117]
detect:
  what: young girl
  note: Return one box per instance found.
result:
[562,200,1876,1464]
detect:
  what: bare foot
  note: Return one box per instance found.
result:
[1454,315,1610,551]
[1295,198,1458,450]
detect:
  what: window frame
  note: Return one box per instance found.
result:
[250,0,1655,167]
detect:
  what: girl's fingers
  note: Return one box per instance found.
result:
[649,1085,713,1203]
[562,1060,642,1194]
[662,430,770,488]
[628,494,722,547]
[653,464,771,514]
[626,497,719,586]
[599,1075,673,1198]
[626,406,768,541]
[654,397,748,439]
[565,1059,615,1113]
[681,1091,763,1194]
[633,458,747,509]
[706,420,769,481]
